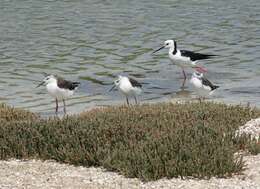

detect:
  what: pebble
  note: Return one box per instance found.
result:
[236,118,260,141]
[0,154,259,189]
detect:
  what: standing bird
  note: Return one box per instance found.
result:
[109,75,142,105]
[36,75,80,114]
[152,40,216,84]
[190,72,219,100]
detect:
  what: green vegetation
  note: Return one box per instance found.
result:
[0,102,259,181]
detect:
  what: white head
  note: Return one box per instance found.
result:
[164,40,175,49]
[114,75,123,86]
[36,75,57,88]
[43,75,57,84]
[109,75,125,91]
[192,72,203,79]
[152,39,176,53]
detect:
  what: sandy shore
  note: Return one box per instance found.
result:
[0,154,259,189]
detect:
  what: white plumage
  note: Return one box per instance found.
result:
[190,72,219,99]
[45,77,75,100]
[110,75,142,105]
[153,40,215,83]
[37,75,80,114]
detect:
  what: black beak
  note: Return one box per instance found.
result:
[36,81,45,88]
[109,84,116,92]
[152,45,165,54]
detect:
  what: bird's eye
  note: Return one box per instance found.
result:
[166,43,169,45]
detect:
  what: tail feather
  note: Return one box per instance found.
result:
[211,85,219,91]
[197,54,218,60]
[203,54,218,58]
[72,82,80,89]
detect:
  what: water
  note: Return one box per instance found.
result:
[0,0,259,116]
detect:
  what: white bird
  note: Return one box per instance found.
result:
[109,75,142,105]
[36,75,80,114]
[190,72,219,100]
[153,40,216,81]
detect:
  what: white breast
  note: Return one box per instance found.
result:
[118,78,142,96]
[190,76,203,89]
[118,78,132,94]
[190,77,212,97]
[46,83,58,98]
[169,50,196,68]
[46,83,74,100]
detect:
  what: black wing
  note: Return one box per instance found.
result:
[201,77,219,91]
[180,50,217,61]
[57,77,80,90]
[129,77,142,88]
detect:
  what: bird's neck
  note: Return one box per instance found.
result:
[47,80,57,87]
[169,46,177,55]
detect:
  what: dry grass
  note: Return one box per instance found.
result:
[0,103,39,122]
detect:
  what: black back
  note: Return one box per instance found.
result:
[180,50,216,61]
[57,77,80,90]
[129,77,142,88]
[201,77,219,91]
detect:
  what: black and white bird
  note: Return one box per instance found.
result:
[109,75,142,105]
[190,72,219,100]
[36,75,80,114]
[153,39,216,80]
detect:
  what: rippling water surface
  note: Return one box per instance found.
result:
[0,0,259,116]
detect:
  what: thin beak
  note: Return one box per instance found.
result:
[109,84,116,92]
[152,45,165,54]
[36,81,45,88]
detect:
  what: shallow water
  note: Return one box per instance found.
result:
[0,0,259,116]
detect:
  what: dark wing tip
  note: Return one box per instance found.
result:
[212,85,220,90]
[57,78,80,90]
[129,77,142,88]
[201,77,219,91]
[72,82,80,88]
[207,54,218,57]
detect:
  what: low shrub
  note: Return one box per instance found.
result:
[0,103,38,122]
[0,102,259,181]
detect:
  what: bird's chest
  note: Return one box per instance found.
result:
[169,51,190,65]
[46,83,58,97]
[46,84,73,99]
[190,77,203,89]
[119,82,132,94]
